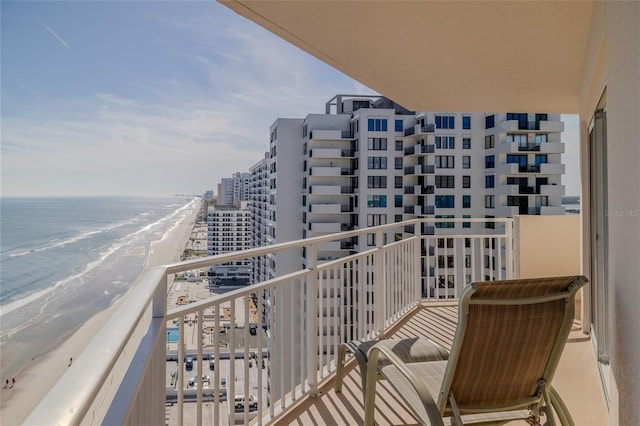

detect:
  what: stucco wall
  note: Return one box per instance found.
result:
[515,215,582,279]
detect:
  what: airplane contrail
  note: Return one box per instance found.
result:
[40,20,70,48]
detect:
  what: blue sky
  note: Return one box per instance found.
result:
[1,1,580,197]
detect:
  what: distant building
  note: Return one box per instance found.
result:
[206,202,251,285]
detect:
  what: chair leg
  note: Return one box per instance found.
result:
[364,366,378,426]
[549,386,575,426]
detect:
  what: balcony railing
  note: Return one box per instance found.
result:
[27,218,514,426]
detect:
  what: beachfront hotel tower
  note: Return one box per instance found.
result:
[206,202,251,285]
[243,95,567,397]
[250,95,566,280]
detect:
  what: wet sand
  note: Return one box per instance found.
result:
[0,203,200,425]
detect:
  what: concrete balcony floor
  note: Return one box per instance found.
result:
[274,304,609,426]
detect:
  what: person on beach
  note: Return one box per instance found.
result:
[12,377,15,388]
[4,379,8,388]
[69,357,73,366]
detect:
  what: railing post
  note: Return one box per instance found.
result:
[507,218,516,279]
[306,243,320,396]
[177,315,184,426]
[375,230,386,336]
[414,233,421,303]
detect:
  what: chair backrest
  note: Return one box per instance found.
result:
[437,276,588,415]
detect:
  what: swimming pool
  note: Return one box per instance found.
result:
[167,327,179,343]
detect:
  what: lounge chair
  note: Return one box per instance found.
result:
[364,275,588,426]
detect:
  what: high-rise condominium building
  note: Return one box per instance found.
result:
[250,95,565,284]
[206,202,251,285]
[247,95,566,396]
[219,172,251,207]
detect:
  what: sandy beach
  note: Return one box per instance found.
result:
[0,203,200,425]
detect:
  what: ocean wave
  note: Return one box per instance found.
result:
[1,199,198,318]
[4,211,156,259]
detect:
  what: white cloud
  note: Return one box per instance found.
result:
[0,4,374,196]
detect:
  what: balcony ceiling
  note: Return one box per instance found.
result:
[220,1,594,113]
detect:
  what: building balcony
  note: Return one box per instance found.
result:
[500,120,564,133]
[309,166,340,177]
[309,222,342,233]
[27,216,607,426]
[541,206,567,215]
[309,185,341,195]
[539,163,565,175]
[309,148,354,158]
[309,129,348,140]
[405,123,435,137]
[539,120,565,133]
[404,143,435,156]
[540,183,565,196]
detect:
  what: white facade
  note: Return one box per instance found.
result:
[250,95,567,397]
[219,172,251,207]
[206,202,251,284]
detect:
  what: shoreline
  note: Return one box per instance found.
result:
[0,201,200,425]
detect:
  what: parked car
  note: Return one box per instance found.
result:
[189,375,210,387]
[234,395,258,411]
[209,359,215,370]
[185,356,193,371]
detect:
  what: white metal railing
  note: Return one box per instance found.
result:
[26,218,513,426]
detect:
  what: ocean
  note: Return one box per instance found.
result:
[0,196,199,379]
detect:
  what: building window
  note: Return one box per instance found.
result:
[462,156,471,169]
[436,155,455,168]
[535,154,548,165]
[367,156,387,169]
[395,119,403,132]
[367,214,387,226]
[367,233,376,246]
[368,137,387,150]
[485,114,495,129]
[395,176,403,188]
[435,136,455,149]
[367,195,387,207]
[485,155,495,168]
[535,134,548,144]
[507,154,527,165]
[435,175,455,188]
[485,195,495,209]
[507,112,528,130]
[485,134,495,149]
[435,195,455,208]
[395,157,403,169]
[395,195,403,207]
[485,215,495,229]
[463,175,471,188]
[506,133,527,145]
[435,215,455,229]
[463,195,471,208]
[367,176,387,188]
[368,118,388,132]
[395,140,403,151]
[435,115,455,129]
[462,116,471,130]
[485,175,495,188]
[463,137,471,149]
[463,215,471,228]
[395,214,403,222]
